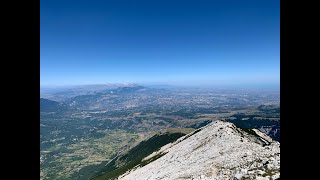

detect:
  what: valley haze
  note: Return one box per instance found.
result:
[40,83,279,179]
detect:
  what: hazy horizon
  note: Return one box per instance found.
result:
[40,81,279,91]
[41,0,279,86]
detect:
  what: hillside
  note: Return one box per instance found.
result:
[40,98,64,112]
[91,128,194,180]
[114,120,280,180]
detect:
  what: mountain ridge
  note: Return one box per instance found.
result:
[40,98,64,112]
[91,128,195,180]
[117,120,280,180]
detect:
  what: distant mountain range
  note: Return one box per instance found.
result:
[40,83,143,101]
[40,85,154,112]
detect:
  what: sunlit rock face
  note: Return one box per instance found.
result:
[119,120,280,180]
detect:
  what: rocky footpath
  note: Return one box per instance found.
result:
[119,120,280,180]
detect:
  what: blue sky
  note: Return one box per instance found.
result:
[40,0,279,87]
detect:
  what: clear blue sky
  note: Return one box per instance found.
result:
[41,0,279,87]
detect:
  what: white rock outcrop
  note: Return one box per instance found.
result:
[119,120,280,180]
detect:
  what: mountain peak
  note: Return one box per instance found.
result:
[118,120,280,180]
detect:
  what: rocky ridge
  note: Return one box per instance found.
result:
[119,120,280,180]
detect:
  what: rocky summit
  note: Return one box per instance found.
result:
[119,120,280,180]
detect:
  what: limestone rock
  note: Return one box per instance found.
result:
[119,120,280,180]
